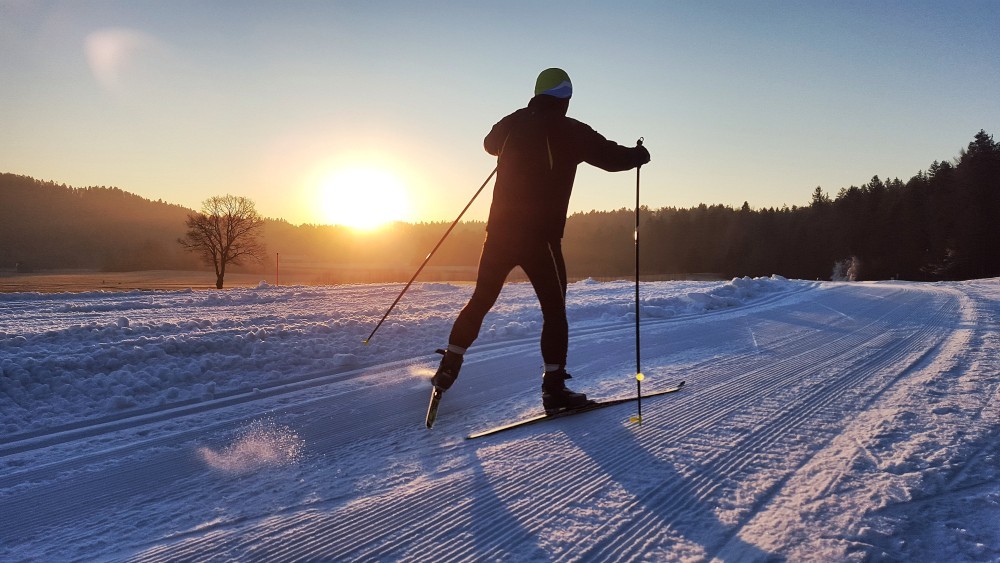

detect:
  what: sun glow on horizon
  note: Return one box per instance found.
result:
[315,164,413,231]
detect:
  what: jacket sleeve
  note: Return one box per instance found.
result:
[571,120,647,172]
[484,111,519,156]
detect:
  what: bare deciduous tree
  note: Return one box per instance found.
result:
[178,195,266,289]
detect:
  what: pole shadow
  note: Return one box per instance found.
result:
[461,447,550,560]
[563,421,785,561]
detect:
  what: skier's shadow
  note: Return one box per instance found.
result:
[563,422,784,562]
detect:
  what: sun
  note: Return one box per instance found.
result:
[316,165,412,230]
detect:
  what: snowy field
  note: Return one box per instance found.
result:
[1,276,998,561]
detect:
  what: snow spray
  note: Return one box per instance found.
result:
[198,419,304,474]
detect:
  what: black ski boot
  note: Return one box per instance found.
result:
[542,368,591,414]
[432,348,463,391]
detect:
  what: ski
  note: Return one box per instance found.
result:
[425,386,444,429]
[466,381,685,440]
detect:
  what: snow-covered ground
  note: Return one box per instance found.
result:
[1,277,997,561]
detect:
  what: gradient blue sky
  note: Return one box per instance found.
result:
[3,1,999,226]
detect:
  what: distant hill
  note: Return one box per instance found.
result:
[0,174,201,271]
[0,173,486,278]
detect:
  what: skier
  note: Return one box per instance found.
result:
[433,68,650,413]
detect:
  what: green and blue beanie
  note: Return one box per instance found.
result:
[534,68,572,99]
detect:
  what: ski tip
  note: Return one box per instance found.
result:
[362,339,369,346]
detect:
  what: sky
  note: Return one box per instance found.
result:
[3,1,999,228]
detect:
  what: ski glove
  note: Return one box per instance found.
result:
[635,144,651,166]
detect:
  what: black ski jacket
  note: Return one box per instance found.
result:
[483,95,647,241]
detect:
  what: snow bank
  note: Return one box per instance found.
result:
[0,277,802,435]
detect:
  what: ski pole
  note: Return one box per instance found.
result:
[363,166,498,345]
[634,138,644,424]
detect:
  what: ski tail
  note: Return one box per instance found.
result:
[425,386,444,429]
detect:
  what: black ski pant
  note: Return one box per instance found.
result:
[449,235,568,367]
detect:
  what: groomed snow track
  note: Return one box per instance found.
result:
[3,281,998,562]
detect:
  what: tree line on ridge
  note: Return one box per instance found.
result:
[1,130,996,282]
